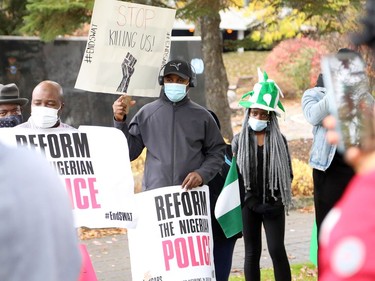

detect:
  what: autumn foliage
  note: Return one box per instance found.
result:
[264,38,329,98]
[291,159,313,197]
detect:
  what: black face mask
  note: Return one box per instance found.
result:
[0,114,23,128]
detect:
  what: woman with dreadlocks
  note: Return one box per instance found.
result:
[232,69,293,281]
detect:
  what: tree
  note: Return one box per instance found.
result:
[0,0,28,35]
[177,0,238,140]
[199,13,233,140]
[224,0,363,51]
[21,0,93,41]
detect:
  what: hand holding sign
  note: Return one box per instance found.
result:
[113,94,136,121]
[181,171,203,191]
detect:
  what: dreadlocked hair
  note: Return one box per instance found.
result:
[237,109,293,212]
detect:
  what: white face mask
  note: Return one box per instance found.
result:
[31,106,60,129]
[248,117,268,132]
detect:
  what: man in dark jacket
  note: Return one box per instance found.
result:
[112,59,226,191]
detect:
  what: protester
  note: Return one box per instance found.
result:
[207,109,244,281]
[318,2,375,279]
[232,69,293,281]
[0,83,28,127]
[301,49,360,237]
[16,80,74,129]
[319,114,375,280]
[112,59,226,191]
[0,141,81,281]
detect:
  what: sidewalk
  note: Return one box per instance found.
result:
[81,209,315,280]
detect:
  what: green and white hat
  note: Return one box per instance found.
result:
[239,68,285,114]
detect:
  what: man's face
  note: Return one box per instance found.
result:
[32,84,61,110]
[163,74,189,85]
[0,104,21,118]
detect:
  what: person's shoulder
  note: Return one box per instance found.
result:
[303,86,326,96]
[0,141,47,169]
[231,133,241,152]
[184,99,207,110]
[60,123,76,129]
[190,104,216,120]
[15,121,30,128]
[281,134,288,143]
[137,98,164,114]
[232,132,241,141]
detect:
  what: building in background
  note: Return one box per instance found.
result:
[172,7,258,52]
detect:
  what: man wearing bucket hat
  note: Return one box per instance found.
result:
[232,68,293,281]
[112,59,226,191]
[0,83,28,127]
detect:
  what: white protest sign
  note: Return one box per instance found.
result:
[0,126,136,229]
[128,185,216,281]
[75,0,176,97]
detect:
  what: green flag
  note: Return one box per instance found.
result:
[214,156,243,238]
[310,220,318,266]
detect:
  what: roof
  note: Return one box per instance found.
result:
[173,7,257,31]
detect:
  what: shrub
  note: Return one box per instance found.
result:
[291,158,313,197]
[131,149,146,193]
[264,38,329,98]
[130,150,315,198]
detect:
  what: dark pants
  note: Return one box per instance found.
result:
[313,152,354,277]
[242,205,291,281]
[213,237,237,281]
[313,153,355,236]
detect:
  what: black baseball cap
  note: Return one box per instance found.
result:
[163,59,192,80]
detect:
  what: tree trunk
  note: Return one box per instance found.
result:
[198,13,233,141]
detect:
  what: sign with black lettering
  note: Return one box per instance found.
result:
[128,185,216,281]
[0,126,136,229]
[75,0,176,97]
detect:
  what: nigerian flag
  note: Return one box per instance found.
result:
[214,156,243,238]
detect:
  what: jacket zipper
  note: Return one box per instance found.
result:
[171,103,176,184]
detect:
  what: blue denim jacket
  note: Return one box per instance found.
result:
[302,87,336,171]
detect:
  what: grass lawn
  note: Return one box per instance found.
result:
[223,50,270,86]
[229,262,318,281]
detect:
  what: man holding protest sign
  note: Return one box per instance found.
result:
[17,80,74,129]
[113,59,226,191]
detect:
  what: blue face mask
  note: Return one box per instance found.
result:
[0,114,23,128]
[248,117,268,132]
[164,83,187,102]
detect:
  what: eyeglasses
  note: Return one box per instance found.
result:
[249,109,269,120]
[0,108,21,117]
